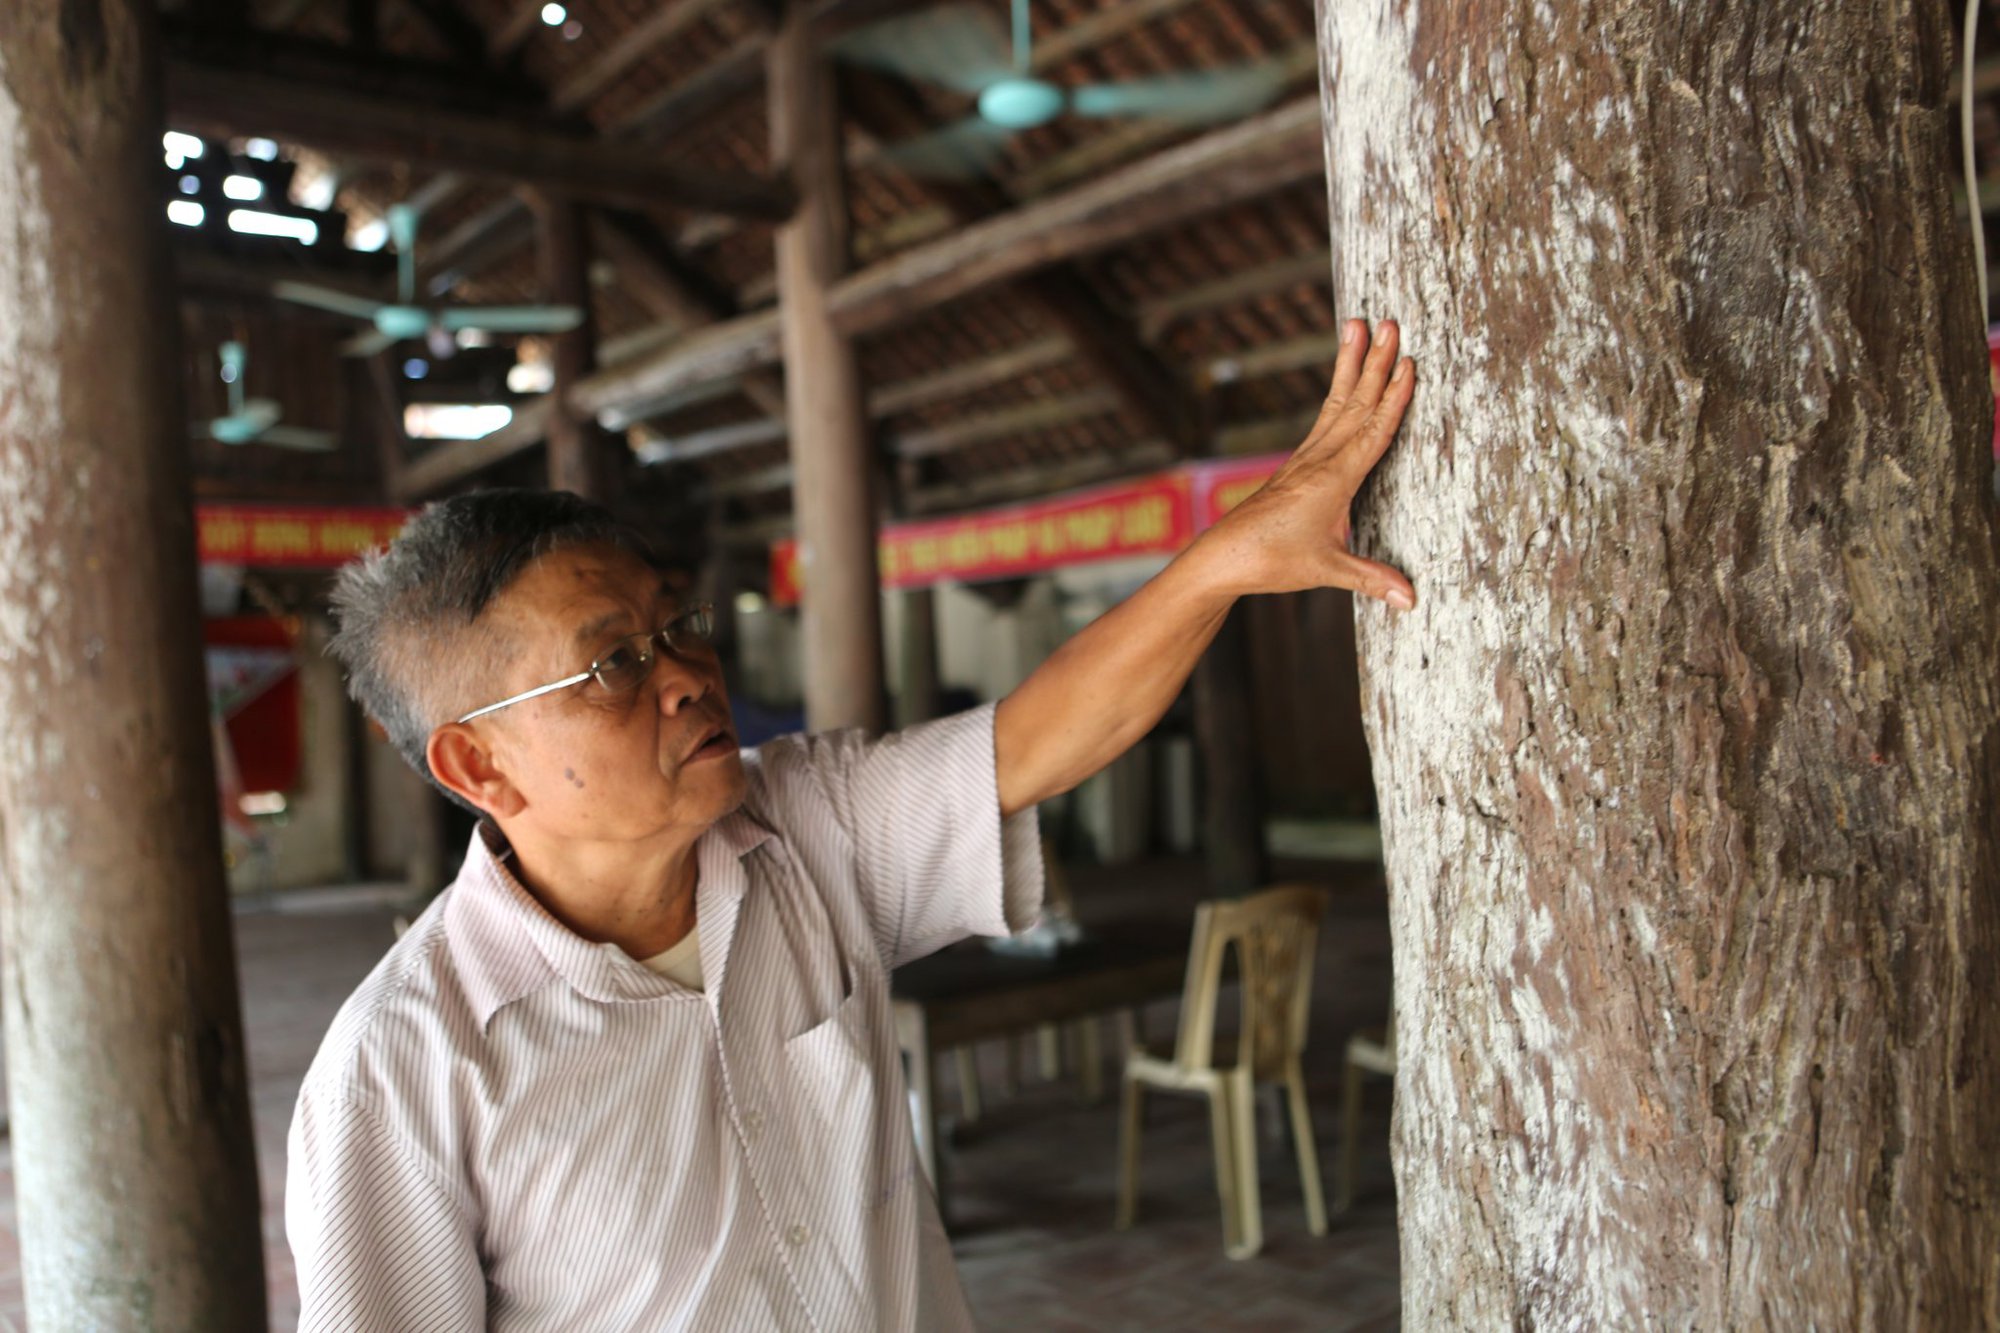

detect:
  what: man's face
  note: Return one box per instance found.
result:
[464,543,746,845]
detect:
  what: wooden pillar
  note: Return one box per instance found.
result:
[529,190,608,500]
[365,351,409,499]
[0,3,268,1326]
[769,0,886,733]
[894,586,940,728]
[343,692,373,881]
[1192,606,1267,895]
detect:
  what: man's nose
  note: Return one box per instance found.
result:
[652,647,707,716]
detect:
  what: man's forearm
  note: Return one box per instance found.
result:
[993,535,1242,816]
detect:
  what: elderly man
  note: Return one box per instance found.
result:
[288,322,1416,1329]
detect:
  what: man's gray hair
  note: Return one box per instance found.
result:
[328,489,653,802]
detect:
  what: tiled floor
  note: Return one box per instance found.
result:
[0,857,1400,1330]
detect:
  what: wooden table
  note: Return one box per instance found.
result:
[891,920,1191,1212]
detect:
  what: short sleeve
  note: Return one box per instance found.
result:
[288,1087,485,1331]
[783,702,1043,967]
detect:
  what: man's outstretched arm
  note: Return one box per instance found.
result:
[994,318,1417,818]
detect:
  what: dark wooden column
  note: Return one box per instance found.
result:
[768,0,885,732]
[894,587,941,729]
[1192,607,1268,895]
[0,2,268,1325]
[529,189,608,499]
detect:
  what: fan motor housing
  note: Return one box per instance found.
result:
[979,78,1064,130]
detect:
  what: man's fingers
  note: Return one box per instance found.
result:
[1330,550,1416,611]
[1321,319,1368,419]
[1346,357,1416,475]
[1342,320,1401,419]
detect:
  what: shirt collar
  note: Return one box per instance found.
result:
[444,811,774,1031]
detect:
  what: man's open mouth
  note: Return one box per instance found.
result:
[685,723,736,763]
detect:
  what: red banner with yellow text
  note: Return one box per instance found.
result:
[197,505,409,568]
[770,453,1290,607]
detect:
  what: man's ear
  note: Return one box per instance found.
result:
[427,724,527,819]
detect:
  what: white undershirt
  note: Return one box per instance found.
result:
[637,929,704,991]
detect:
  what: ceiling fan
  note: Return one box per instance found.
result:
[271,203,584,358]
[833,0,1293,180]
[196,340,339,451]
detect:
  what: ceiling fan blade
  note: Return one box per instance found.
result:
[272,280,385,322]
[830,3,1014,97]
[1069,59,1294,125]
[439,305,586,335]
[208,400,283,445]
[340,327,400,358]
[872,116,1018,182]
[257,425,340,452]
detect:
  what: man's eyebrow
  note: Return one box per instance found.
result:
[573,610,630,651]
[571,583,678,650]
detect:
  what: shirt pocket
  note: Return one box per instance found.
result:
[784,986,874,1126]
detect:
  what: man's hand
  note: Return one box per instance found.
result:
[1195,318,1417,609]
[993,316,1416,814]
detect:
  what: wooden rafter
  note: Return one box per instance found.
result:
[489,0,546,61]
[907,441,1180,513]
[868,334,1073,416]
[551,0,737,112]
[164,48,794,218]
[827,98,1322,335]
[1200,331,1345,388]
[601,32,771,139]
[415,197,537,294]
[892,388,1124,458]
[839,66,1203,456]
[398,0,492,66]
[393,397,554,500]
[400,101,1322,496]
[1136,248,1332,339]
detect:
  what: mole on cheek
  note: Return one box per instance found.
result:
[564,766,586,789]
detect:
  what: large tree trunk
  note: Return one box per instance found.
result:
[0,1,268,1325]
[1320,2,2000,1326]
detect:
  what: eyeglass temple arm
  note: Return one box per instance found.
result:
[456,670,594,724]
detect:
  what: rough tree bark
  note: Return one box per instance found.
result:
[0,1,268,1326]
[1320,1,2000,1327]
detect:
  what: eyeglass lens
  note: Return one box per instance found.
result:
[588,605,714,694]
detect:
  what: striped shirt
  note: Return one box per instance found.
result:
[286,705,1042,1331]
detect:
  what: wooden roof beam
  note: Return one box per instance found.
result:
[591,211,790,419]
[602,31,771,139]
[164,54,796,219]
[490,0,546,61]
[398,0,492,67]
[1201,331,1347,387]
[551,0,738,113]
[622,331,1072,466]
[398,104,1321,496]
[703,403,1311,525]
[415,196,536,293]
[392,397,554,501]
[890,388,1123,458]
[868,334,1072,416]
[827,98,1322,335]
[839,65,1204,455]
[1137,248,1332,340]
[906,441,1180,514]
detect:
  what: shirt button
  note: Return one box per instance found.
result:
[744,1109,764,1140]
[786,1223,809,1247]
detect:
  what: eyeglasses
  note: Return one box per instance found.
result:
[456,602,716,724]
